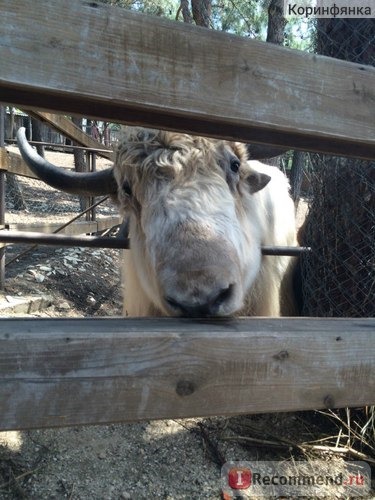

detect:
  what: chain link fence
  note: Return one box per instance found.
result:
[4,146,119,243]
[5,174,117,224]
[300,155,374,317]
[3,114,121,232]
[297,18,374,317]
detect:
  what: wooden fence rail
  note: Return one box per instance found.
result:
[25,111,113,160]
[0,317,374,431]
[1,0,375,159]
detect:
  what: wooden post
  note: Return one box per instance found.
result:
[91,152,96,223]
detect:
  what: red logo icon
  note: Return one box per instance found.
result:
[228,467,252,489]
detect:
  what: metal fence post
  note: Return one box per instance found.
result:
[0,105,6,289]
[91,152,96,223]
[85,151,96,224]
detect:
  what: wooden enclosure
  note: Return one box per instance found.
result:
[1,317,374,431]
[1,0,375,159]
[0,0,374,431]
[0,113,121,236]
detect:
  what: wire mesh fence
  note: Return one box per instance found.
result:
[4,146,118,228]
[296,18,374,317]
[300,155,374,317]
[5,175,117,223]
[3,145,121,277]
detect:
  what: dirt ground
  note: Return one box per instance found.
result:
[1,149,374,499]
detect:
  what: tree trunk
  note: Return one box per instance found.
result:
[262,0,286,167]
[301,19,374,317]
[267,0,286,45]
[31,117,45,158]
[71,117,86,173]
[23,116,32,141]
[179,0,193,23]
[290,150,305,203]
[5,174,27,211]
[71,116,89,213]
[9,108,15,140]
[191,0,211,28]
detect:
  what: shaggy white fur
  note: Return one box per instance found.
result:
[113,129,297,317]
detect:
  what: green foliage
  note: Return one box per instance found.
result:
[285,17,315,51]
[101,0,312,49]
[100,0,177,18]
[211,0,269,40]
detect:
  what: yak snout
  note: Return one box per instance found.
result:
[159,255,242,317]
[165,283,235,317]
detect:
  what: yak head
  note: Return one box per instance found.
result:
[17,127,272,317]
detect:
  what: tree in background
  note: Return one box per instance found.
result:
[71,117,86,174]
[266,0,286,44]
[71,116,92,213]
[30,118,45,158]
[101,0,275,40]
[301,19,374,317]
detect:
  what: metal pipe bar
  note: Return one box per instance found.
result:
[0,231,310,255]
[0,230,129,249]
[261,246,312,256]
[4,196,111,267]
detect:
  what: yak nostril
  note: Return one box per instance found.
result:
[212,284,234,308]
[165,296,185,314]
[165,285,235,318]
[165,296,210,317]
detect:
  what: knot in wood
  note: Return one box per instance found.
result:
[176,380,196,397]
[273,350,289,361]
[324,395,335,408]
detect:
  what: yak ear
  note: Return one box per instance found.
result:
[246,171,271,194]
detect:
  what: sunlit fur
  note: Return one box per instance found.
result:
[114,128,297,317]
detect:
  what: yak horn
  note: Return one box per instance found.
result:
[17,127,118,196]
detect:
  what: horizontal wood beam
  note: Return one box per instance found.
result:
[25,111,113,160]
[0,0,374,159]
[0,147,38,178]
[0,317,374,431]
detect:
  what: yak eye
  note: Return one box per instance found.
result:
[122,180,132,197]
[230,158,241,174]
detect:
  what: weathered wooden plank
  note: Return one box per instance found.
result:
[0,147,38,179]
[7,216,121,235]
[0,317,374,431]
[25,111,113,160]
[0,1,374,159]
